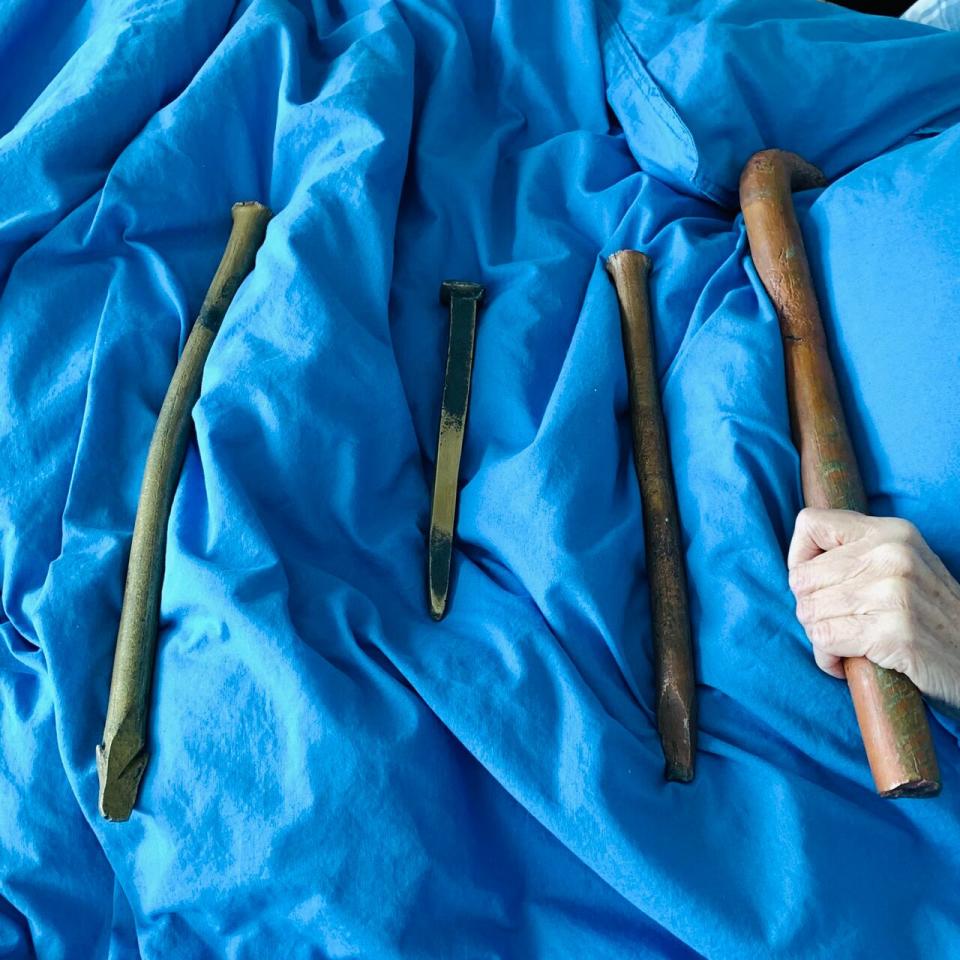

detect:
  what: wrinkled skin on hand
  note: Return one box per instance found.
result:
[788,508,960,712]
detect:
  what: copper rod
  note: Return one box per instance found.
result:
[740,150,939,798]
[606,250,696,782]
[97,201,272,821]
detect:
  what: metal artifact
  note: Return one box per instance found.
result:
[606,250,697,782]
[428,280,484,620]
[740,149,940,798]
[97,201,272,821]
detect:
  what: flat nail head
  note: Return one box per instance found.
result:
[440,280,485,306]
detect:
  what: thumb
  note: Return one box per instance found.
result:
[787,508,872,569]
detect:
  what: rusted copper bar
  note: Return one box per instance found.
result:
[427,280,484,620]
[97,201,272,821]
[740,149,940,798]
[606,250,696,782]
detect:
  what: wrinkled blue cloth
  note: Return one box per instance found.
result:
[1,1,959,957]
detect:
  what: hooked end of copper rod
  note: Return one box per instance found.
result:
[739,149,828,209]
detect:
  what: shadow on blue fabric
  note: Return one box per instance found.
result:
[0,0,958,956]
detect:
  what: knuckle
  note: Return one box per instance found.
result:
[796,597,814,624]
[886,517,920,545]
[875,542,917,577]
[796,508,826,538]
[882,577,912,610]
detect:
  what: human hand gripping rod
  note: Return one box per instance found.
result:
[739,150,940,798]
[606,251,697,782]
[97,201,272,821]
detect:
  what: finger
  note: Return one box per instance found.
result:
[789,540,872,596]
[812,647,846,680]
[789,530,935,597]
[806,613,915,684]
[795,577,909,625]
[787,508,873,569]
[805,614,882,661]
[805,611,915,674]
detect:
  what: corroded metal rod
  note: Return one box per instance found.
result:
[97,201,272,821]
[740,149,940,798]
[428,280,484,620]
[606,250,697,782]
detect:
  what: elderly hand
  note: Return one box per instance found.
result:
[787,508,960,712]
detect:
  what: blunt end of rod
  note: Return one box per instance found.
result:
[665,760,695,784]
[658,691,696,784]
[662,734,696,784]
[230,200,273,239]
[231,199,272,217]
[605,249,651,279]
[96,740,148,822]
[846,659,941,800]
[878,777,941,800]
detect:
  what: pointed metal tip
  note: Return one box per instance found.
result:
[658,691,696,784]
[428,556,450,620]
[97,740,148,822]
[427,526,454,621]
[429,593,447,621]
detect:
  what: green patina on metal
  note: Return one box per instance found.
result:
[97,202,272,822]
[427,280,484,620]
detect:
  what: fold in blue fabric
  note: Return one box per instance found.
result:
[1,1,958,957]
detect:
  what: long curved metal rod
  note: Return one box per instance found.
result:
[97,201,272,821]
[740,150,939,798]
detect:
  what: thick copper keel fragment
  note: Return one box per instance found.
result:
[606,250,697,783]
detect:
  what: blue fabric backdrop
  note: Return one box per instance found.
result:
[1,1,959,956]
